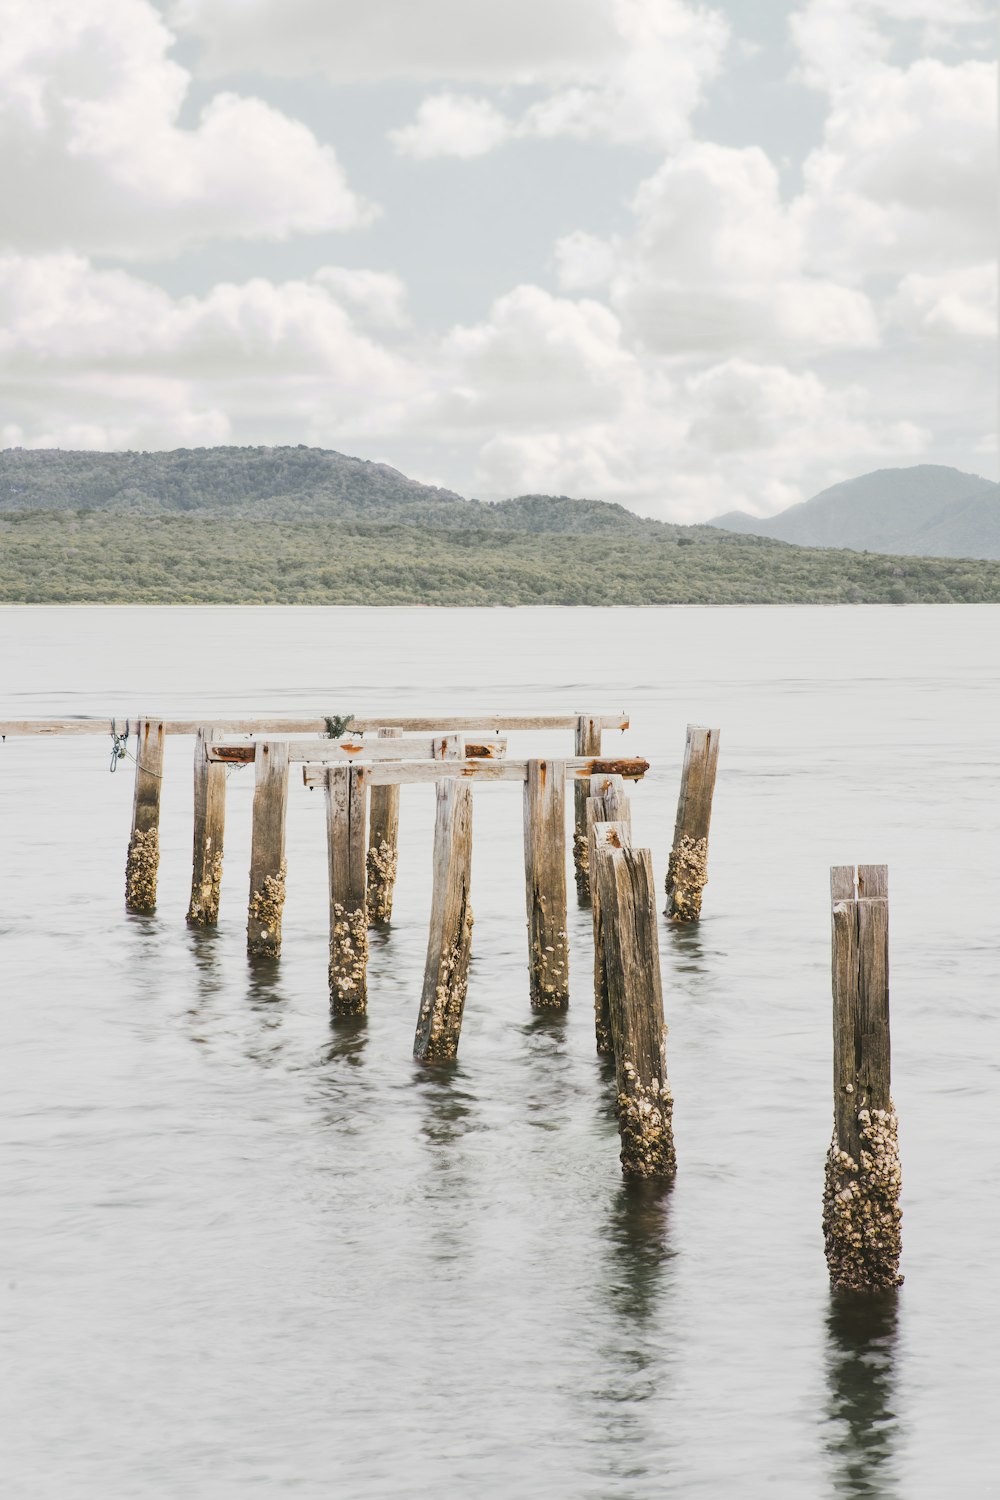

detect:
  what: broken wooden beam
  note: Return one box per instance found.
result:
[823,864,902,1291]
[414,781,474,1061]
[0,712,629,737]
[302,757,649,789]
[664,725,720,923]
[125,717,165,914]
[205,733,506,765]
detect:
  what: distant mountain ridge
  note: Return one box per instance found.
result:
[710,466,1000,559]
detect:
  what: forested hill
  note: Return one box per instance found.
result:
[2,445,1000,604]
[0,445,659,534]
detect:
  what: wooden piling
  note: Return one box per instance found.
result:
[414,781,474,1061]
[823,865,902,1290]
[664,724,720,922]
[247,740,289,960]
[594,842,675,1178]
[573,713,602,901]
[587,775,633,1054]
[326,764,369,1015]
[125,717,165,913]
[366,727,402,925]
[522,759,570,1008]
[187,727,226,926]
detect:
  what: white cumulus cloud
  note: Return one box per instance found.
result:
[0,0,373,259]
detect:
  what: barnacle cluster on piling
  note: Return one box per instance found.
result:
[823,1103,903,1290]
[247,860,287,958]
[329,900,369,1014]
[665,834,709,921]
[573,829,591,899]
[365,838,398,925]
[187,847,223,926]
[125,827,160,912]
[617,1061,676,1178]
[419,905,474,1061]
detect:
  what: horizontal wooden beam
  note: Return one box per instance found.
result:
[303,757,649,789]
[0,712,629,738]
[207,735,506,765]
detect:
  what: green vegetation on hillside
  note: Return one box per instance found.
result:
[2,509,997,605]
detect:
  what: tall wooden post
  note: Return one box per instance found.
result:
[665,724,720,922]
[367,726,402,925]
[125,716,165,913]
[573,713,602,901]
[823,865,902,1290]
[247,740,289,960]
[587,775,632,1055]
[327,764,369,1016]
[414,781,474,1061]
[187,727,226,926]
[594,842,675,1179]
[523,759,569,1009]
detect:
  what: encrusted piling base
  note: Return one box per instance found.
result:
[125,828,160,913]
[528,911,569,1008]
[618,1064,676,1178]
[247,861,287,959]
[823,1105,903,1291]
[417,907,474,1062]
[329,902,369,1015]
[366,839,398,926]
[187,850,223,926]
[665,835,708,922]
[573,829,590,903]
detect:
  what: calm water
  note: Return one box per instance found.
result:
[2,605,998,1499]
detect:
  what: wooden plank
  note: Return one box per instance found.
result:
[205,733,507,764]
[587,775,633,1055]
[823,864,902,1290]
[593,842,675,1179]
[522,760,569,1009]
[0,712,629,737]
[326,765,369,1015]
[186,727,226,927]
[664,724,720,923]
[125,717,165,913]
[366,728,402,926]
[573,714,603,902]
[246,740,289,960]
[302,756,650,789]
[414,781,474,1061]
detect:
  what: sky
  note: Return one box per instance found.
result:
[1,0,996,520]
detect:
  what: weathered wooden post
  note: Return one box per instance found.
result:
[414,781,474,1061]
[823,865,902,1290]
[327,763,369,1016]
[665,724,720,922]
[366,726,402,926]
[125,716,165,913]
[573,713,602,901]
[247,740,289,960]
[523,759,569,1008]
[587,775,632,1055]
[594,841,675,1178]
[187,727,226,926]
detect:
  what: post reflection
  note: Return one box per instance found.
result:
[824,1291,902,1499]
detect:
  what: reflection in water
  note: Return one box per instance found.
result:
[662,921,707,976]
[520,1008,573,1132]
[605,1177,676,1329]
[413,1067,480,1266]
[185,925,226,1008]
[308,1017,369,1126]
[824,1292,901,1499]
[242,962,290,1067]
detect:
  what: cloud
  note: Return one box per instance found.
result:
[887,265,998,341]
[0,254,419,450]
[790,0,993,91]
[389,94,512,160]
[0,0,373,259]
[555,143,880,357]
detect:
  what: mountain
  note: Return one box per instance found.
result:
[710,466,1000,558]
[2,445,1000,604]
